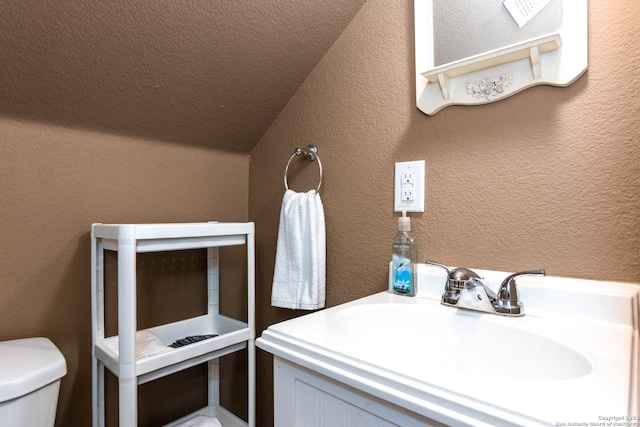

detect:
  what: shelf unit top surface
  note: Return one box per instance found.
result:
[92,222,254,240]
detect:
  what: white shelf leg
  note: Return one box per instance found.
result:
[207,247,219,316]
[208,358,220,407]
[118,225,138,426]
[91,229,106,427]
[92,358,106,427]
[207,246,221,412]
[247,230,256,427]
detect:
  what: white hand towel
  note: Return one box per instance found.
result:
[271,189,326,310]
[102,330,173,359]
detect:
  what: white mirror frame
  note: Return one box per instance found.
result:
[415,0,588,115]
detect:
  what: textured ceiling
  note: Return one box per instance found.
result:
[1,0,367,152]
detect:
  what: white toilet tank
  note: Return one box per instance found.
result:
[0,337,67,427]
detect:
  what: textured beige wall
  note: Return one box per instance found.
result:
[0,0,366,152]
[250,0,640,424]
[0,117,249,425]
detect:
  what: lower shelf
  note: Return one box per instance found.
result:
[94,314,250,382]
[163,405,247,427]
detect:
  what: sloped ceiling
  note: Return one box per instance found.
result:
[1,0,367,152]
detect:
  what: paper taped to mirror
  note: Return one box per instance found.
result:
[503,0,552,28]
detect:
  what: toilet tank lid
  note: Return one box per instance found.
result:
[0,337,67,402]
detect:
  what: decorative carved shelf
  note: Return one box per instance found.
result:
[421,33,562,101]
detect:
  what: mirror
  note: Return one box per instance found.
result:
[415,0,587,115]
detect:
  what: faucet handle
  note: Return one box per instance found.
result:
[425,260,450,274]
[425,261,461,306]
[495,270,545,316]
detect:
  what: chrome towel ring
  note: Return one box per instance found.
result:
[284,145,323,193]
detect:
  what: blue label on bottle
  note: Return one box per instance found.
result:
[392,255,412,293]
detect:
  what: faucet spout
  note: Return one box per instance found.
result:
[456,276,498,313]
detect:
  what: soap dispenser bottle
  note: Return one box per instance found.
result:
[392,208,417,296]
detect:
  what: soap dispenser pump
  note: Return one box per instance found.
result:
[392,207,417,296]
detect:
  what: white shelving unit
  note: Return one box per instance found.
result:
[91,222,255,427]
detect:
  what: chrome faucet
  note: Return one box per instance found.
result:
[426,261,545,317]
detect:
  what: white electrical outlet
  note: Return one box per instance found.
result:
[394,160,425,212]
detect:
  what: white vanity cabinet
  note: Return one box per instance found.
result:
[272,357,444,427]
[91,222,255,427]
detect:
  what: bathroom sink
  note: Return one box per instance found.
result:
[257,264,639,426]
[333,303,593,381]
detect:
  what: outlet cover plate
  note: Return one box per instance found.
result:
[394,160,425,212]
